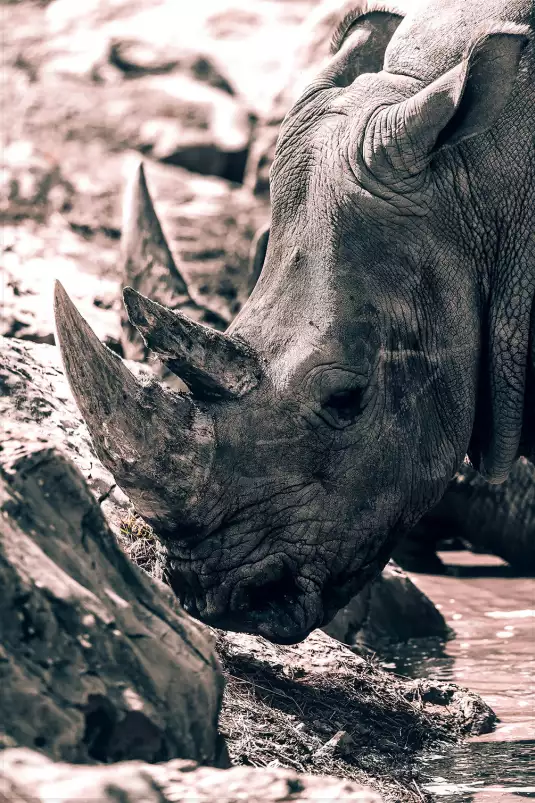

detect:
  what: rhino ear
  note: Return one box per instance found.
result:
[434,26,530,149]
[323,4,405,87]
[364,26,529,180]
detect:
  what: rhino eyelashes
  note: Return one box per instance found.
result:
[326,387,364,419]
[320,387,366,429]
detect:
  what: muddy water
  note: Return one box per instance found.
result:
[382,551,534,802]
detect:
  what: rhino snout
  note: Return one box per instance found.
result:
[170,561,324,644]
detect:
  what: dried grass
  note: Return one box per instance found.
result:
[119,511,160,576]
[215,630,451,803]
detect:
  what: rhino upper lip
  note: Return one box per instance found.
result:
[171,518,401,642]
[172,539,390,642]
[172,563,325,643]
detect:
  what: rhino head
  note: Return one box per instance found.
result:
[55,2,532,642]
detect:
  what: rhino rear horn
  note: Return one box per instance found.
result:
[54,281,214,532]
[123,287,263,400]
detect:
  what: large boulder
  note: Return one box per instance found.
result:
[0,748,383,803]
[6,2,252,183]
[0,439,225,765]
[41,0,313,116]
[324,561,450,647]
[12,69,251,183]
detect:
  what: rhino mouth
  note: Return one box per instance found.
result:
[169,562,325,644]
[165,522,399,643]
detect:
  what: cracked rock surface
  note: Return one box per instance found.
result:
[0,428,225,765]
[0,337,131,533]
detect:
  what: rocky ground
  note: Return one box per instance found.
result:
[1,0,533,801]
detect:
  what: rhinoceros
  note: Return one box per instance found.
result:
[54,0,534,643]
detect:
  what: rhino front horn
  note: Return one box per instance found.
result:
[54,281,214,533]
[123,287,263,400]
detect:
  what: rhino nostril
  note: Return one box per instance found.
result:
[242,568,299,615]
[167,567,202,617]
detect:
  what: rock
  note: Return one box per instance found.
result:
[0,440,225,764]
[0,337,130,533]
[217,629,496,796]
[1,140,75,225]
[0,748,384,803]
[402,680,497,736]
[6,2,253,183]
[108,39,235,95]
[324,561,450,647]
[6,65,251,181]
[108,74,249,182]
[42,0,313,115]
[391,528,451,574]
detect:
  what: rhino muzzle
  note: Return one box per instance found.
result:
[167,556,325,644]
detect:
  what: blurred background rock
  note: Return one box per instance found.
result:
[2,0,317,350]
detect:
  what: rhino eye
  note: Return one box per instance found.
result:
[323,387,364,427]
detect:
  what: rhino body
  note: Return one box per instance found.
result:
[55,0,535,643]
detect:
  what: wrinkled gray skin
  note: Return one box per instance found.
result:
[56,0,535,643]
[409,458,535,572]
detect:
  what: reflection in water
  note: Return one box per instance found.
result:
[422,740,535,801]
[379,552,535,802]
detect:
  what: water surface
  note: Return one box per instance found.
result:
[382,551,534,802]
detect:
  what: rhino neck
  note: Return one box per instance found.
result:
[468,193,535,481]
